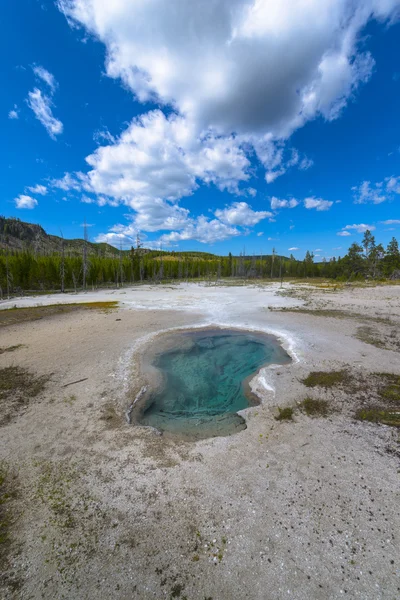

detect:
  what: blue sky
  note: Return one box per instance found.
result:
[1,0,400,259]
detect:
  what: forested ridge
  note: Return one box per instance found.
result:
[0,217,399,296]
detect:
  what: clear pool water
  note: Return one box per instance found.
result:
[139,328,291,438]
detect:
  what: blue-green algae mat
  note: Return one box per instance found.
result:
[139,328,291,438]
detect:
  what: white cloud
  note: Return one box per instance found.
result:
[27,88,63,139]
[288,247,299,251]
[98,214,241,248]
[343,223,376,233]
[314,248,323,252]
[158,216,240,245]
[32,65,58,94]
[57,0,400,186]
[380,219,400,225]
[386,176,400,194]
[15,194,38,209]
[299,157,314,170]
[27,184,47,195]
[264,147,313,183]
[304,196,333,211]
[95,224,144,248]
[270,197,299,210]
[265,169,283,183]
[63,110,250,231]
[58,0,398,138]
[337,223,375,236]
[93,128,115,144]
[8,105,19,119]
[215,202,272,226]
[257,232,264,237]
[352,176,400,204]
[50,172,83,191]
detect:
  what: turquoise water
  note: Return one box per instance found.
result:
[140,329,291,437]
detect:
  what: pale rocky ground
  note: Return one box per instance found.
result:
[0,281,399,600]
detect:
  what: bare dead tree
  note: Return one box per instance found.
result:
[157,245,164,282]
[72,270,78,293]
[5,250,11,299]
[178,254,183,280]
[271,247,276,279]
[60,229,65,293]
[82,219,89,290]
[119,239,124,288]
[136,233,144,282]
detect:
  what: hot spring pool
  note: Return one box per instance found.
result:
[135,328,291,439]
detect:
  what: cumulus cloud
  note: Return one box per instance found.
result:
[270,196,333,212]
[57,0,400,192]
[50,172,83,191]
[27,184,47,195]
[58,0,398,138]
[32,65,58,94]
[380,219,400,225]
[158,216,240,245]
[264,147,313,183]
[215,202,272,226]
[81,195,95,204]
[59,110,250,231]
[344,223,376,233]
[257,232,264,237]
[304,196,333,211]
[95,223,144,248]
[93,128,116,144]
[8,105,19,119]
[27,88,63,139]
[288,247,299,251]
[352,175,400,204]
[15,194,38,209]
[270,197,299,210]
[54,0,400,244]
[98,214,242,247]
[338,223,376,235]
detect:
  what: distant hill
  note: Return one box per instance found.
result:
[0,216,130,257]
[0,216,287,260]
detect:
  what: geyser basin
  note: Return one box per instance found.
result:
[135,328,291,439]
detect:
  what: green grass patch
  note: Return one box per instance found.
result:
[373,373,400,404]
[379,384,400,404]
[275,407,293,421]
[0,464,18,560]
[0,366,50,426]
[355,407,400,427]
[355,326,385,349]
[0,301,119,327]
[302,370,350,389]
[300,397,329,417]
[0,366,49,401]
[269,307,393,326]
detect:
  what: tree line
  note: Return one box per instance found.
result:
[0,230,399,297]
